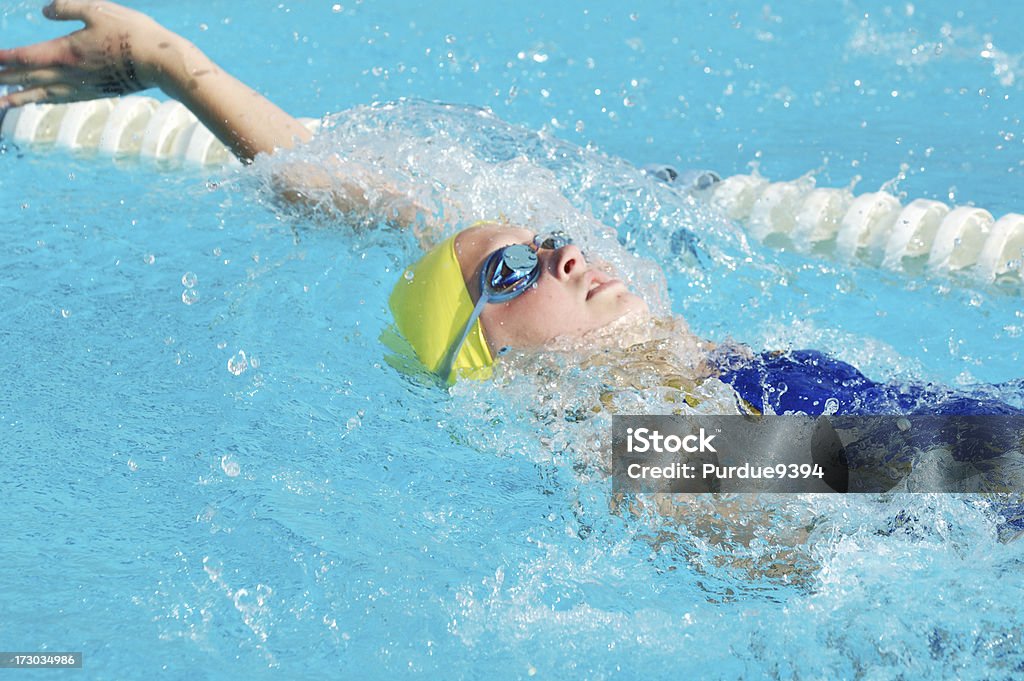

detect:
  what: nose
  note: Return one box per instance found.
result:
[550,243,587,281]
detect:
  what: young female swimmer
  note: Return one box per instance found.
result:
[2,0,1019,419]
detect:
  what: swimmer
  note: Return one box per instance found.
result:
[2,0,1021,418]
[8,1,1024,570]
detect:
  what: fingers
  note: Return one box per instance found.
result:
[0,86,54,109]
[42,0,96,25]
[0,81,93,110]
[0,67,65,88]
[0,37,74,68]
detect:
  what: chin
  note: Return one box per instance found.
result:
[549,309,654,352]
[619,291,650,315]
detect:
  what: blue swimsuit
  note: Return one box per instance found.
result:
[718,349,1022,416]
[718,350,1024,537]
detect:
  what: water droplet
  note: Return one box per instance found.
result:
[404,270,415,281]
[331,3,343,11]
[182,271,198,287]
[182,289,200,305]
[127,458,138,471]
[60,308,71,318]
[227,350,248,376]
[221,454,240,477]
[144,254,155,265]
[203,556,222,580]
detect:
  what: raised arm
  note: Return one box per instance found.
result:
[0,0,310,161]
[0,0,449,234]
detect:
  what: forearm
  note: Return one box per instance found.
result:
[149,34,311,162]
[147,28,439,225]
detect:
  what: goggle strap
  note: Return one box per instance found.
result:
[438,292,490,382]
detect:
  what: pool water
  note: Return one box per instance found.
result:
[2,1,1023,679]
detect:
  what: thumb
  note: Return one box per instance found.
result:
[42,0,95,24]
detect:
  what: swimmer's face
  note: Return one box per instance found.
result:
[454,224,649,353]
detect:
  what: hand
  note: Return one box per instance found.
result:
[0,0,171,109]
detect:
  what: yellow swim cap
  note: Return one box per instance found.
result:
[388,233,494,384]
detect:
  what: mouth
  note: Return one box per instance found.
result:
[585,274,623,300]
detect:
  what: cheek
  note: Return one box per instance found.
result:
[527,287,590,326]
[484,290,580,346]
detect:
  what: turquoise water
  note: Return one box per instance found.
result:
[2,1,1023,679]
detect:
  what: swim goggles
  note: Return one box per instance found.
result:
[438,232,572,380]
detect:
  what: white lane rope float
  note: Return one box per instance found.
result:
[704,173,1023,285]
[0,91,319,166]
[645,164,1023,286]
[3,91,1020,285]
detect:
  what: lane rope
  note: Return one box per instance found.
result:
[4,93,1020,284]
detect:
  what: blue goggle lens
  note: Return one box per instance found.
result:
[482,231,572,301]
[533,232,571,251]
